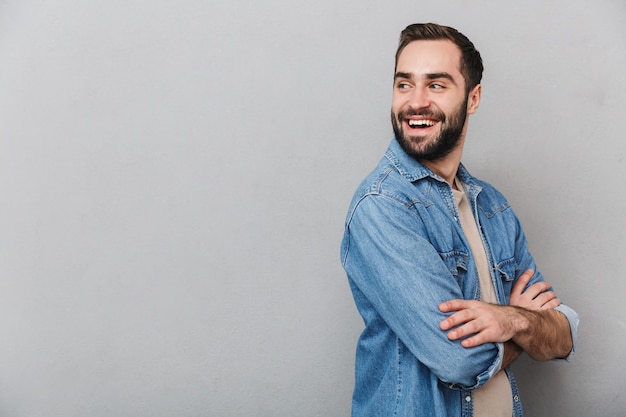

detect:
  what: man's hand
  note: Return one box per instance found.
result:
[507,269,572,359]
[439,269,573,360]
[438,300,526,348]
[509,269,561,311]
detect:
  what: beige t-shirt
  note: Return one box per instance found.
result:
[453,180,513,417]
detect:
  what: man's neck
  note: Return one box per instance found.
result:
[420,145,463,189]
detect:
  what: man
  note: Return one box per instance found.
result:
[340,23,579,417]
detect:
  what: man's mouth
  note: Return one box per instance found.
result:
[407,119,438,129]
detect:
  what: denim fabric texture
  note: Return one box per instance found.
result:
[340,139,579,417]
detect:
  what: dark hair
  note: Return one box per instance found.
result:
[395,23,483,93]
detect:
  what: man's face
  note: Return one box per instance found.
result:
[391,40,475,161]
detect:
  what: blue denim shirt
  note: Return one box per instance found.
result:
[340,139,579,417]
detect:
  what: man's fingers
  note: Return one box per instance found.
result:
[511,269,534,297]
[439,308,473,331]
[446,318,505,347]
[445,318,482,340]
[438,299,474,313]
[541,297,561,310]
[460,334,485,348]
[438,299,483,331]
[523,281,552,299]
[518,268,534,282]
[533,291,561,309]
[510,269,560,312]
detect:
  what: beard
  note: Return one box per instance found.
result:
[391,97,468,162]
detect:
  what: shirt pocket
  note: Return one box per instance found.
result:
[439,250,469,288]
[495,257,517,304]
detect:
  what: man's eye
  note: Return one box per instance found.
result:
[397,82,411,90]
[430,83,445,90]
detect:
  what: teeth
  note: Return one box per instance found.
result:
[408,119,436,127]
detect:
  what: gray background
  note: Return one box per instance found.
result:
[0,0,624,416]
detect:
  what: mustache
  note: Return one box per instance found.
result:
[398,108,446,121]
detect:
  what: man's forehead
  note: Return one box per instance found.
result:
[396,40,463,76]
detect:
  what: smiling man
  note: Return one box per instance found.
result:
[340,23,579,417]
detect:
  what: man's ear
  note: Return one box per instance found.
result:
[467,84,481,115]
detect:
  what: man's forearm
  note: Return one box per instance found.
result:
[439,299,574,361]
[511,307,573,361]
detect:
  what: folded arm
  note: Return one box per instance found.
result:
[439,269,573,361]
[508,269,572,360]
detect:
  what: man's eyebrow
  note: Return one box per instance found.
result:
[394,72,413,80]
[425,72,457,85]
[394,71,458,85]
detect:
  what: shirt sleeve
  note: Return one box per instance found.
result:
[342,192,502,389]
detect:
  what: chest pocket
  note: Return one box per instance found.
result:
[495,258,517,304]
[439,251,469,288]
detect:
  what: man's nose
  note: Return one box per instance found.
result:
[408,88,431,110]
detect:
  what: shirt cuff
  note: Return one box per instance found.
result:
[554,303,579,361]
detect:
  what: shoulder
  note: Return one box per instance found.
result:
[350,141,436,204]
[347,156,433,217]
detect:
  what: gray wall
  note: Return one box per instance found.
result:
[0,1,623,416]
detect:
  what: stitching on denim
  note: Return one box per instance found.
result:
[393,337,403,416]
[479,202,511,218]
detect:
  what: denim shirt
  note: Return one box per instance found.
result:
[340,139,579,417]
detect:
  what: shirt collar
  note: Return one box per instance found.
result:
[384,138,479,188]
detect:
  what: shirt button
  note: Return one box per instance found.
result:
[514,395,519,402]
[465,396,471,402]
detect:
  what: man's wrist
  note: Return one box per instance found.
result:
[509,305,533,336]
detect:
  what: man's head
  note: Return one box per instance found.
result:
[395,23,483,95]
[391,23,483,162]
